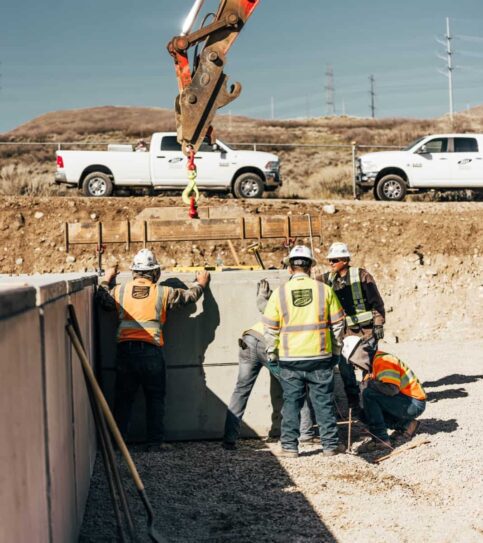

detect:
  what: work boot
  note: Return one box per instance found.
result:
[221,441,236,451]
[299,435,320,446]
[403,419,421,439]
[356,437,392,454]
[275,447,299,458]
[323,443,347,457]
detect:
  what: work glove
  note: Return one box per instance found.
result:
[257,279,272,300]
[373,325,384,341]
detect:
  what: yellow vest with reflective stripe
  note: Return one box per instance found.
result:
[244,321,264,337]
[329,267,373,327]
[113,278,168,346]
[263,275,344,361]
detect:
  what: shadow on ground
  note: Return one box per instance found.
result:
[79,440,337,542]
[423,374,483,388]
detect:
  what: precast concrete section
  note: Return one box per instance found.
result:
[0,274,97,543]
[98,270,291,441]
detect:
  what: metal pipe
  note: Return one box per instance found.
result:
[181,0,205,36]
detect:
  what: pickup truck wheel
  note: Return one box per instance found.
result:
[375,174,407,202]
[233,173,264,199]
[82,172,113,197]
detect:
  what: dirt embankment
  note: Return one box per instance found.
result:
[0,196,481,341]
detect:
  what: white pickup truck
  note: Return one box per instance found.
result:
[356,133,483,201]
[55,132,281,198]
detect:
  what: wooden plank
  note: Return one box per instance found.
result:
[67,223,99,244]
[98,221,128,243]
[147,219,242,241]
[65,214,323,246]
[289,215,321,237]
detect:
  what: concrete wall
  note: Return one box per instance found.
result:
[98,270,343,442]
[0,274,97,543]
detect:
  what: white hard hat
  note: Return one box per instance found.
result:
[283,245,316,266]
[342,336,362,362]
[130,249,160,271]
[327,242,351,260]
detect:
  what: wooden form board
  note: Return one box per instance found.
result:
[64,214,322,251]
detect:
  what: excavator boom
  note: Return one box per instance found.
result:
[167,0,260,155]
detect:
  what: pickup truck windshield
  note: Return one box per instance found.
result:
[403,137,425,151]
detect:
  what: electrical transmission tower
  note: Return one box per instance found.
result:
[369,75,376,118]
[437,17,454,122]
[325,64,336,116]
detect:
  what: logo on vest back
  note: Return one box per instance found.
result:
[292,289,313,307]
[132,285,150,299]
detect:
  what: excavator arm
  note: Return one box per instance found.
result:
[167,0,260,155]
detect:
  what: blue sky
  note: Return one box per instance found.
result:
[1,0,483,132]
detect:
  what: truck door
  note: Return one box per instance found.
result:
[450,137,481,188]
[192,139,233,187]
[410,137,453,187]
[151,135,187,186]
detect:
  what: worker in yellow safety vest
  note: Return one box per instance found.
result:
[342,335,426,453]
[318,242,385,410]
[96,248,210,450]
[263,245,346,457]
[222,279,317,450]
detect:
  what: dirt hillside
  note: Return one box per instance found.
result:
[1,196,481,342]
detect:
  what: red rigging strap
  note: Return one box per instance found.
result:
[167,0,260,155]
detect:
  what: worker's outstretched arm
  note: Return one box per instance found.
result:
[95,266,119,312]
[166,270,210,309]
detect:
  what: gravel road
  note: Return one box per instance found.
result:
[80,339,483,542]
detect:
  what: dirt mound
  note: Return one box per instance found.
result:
[0,196,481,341]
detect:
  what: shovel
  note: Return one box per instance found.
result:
[66,322,164,543]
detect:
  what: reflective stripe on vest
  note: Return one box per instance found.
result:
[277,276,331,360]
[330,268,373,327]
[114,280,167,346]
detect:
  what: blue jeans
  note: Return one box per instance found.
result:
[224,334,315,444]
[337,354,360,399]
[113,341,166,443]
[279,361,339,452]
[362,386,426,441]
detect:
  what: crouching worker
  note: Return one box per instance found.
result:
[341,336,426,453]
[97,249,210,451]
[222,279,317,450]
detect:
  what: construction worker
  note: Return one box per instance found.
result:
[96,249,210,450]
[263,245,346,457]
[342,336,426,453]
[223,279,317,450]
[319,242,385,410]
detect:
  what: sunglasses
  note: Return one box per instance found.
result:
[329,258,344,264]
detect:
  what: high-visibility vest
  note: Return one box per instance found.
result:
[112,278,168,346]
[328,267,373,327]
[243,321,265,340]
[372,351,426,401]
[263,275,344,361]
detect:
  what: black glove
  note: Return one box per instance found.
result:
[257,279,272,300]
[373,325,384,340]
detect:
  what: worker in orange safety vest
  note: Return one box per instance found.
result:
[96,248,210,450]
[342,335,426,453]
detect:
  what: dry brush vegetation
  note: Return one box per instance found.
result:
[1,105,483,199]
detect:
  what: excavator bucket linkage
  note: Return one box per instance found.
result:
[167,0,260,155]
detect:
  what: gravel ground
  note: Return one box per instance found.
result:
[80,340,483,543]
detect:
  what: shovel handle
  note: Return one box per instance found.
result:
[66,324,144,491]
